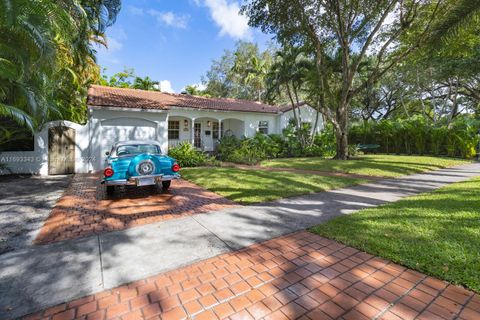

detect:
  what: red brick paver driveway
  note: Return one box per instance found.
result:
[35,174,238,245]
[26,231,479,320]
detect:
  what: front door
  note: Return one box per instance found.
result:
[48,126,75,175]
[194,123,201,148]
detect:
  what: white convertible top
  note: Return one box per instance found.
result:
[109,140,163,157]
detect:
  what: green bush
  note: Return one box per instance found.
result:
[216,136,241,161]
[313,124,336,157]
[168,142,218,167]
[449,118,479,159]
[217,133,281,165]
[431,126,447,156]
[348,144,359,157]
[214,115,478,164]
[229,141,266,165]
[348,116,479,159]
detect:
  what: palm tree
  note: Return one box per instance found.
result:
[0,0,121,133]
[243,56,269,102]
[430,0,480,43]
[266,46,313,147]
[266,47,312,125]
[133,76,160,91]
[0,0,66,130]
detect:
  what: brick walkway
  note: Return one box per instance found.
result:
[35,174,238,245]
[25,231,479,320]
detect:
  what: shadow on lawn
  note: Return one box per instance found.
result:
[183,168,366,204]
[264,155,469,177]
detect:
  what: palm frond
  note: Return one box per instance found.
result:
[430,0,480,44]
[0,103,34,131]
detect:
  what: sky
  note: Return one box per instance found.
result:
[96,0,273,93]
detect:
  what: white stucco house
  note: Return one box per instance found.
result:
[0,85,323,175]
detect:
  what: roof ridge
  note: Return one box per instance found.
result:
[168,92,275,106]
[90,84,166,95]
[91,84,279,108]
[88,85,302,113]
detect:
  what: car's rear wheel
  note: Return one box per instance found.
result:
[162,180,171,190]
[106,185,115,195]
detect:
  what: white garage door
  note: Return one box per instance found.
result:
[101,117,157,143]
[97,117,158,169]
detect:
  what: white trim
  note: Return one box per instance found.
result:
[169,106,280,115]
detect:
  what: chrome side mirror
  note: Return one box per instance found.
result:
[105,151,110,156]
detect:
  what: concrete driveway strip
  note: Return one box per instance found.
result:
[0,175,70,253]
[0,163,479,319]
[99,216,231,289]
[0,236,101,320]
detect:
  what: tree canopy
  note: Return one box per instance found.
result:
[200,41,275,102]
[98,67,160,91]
[241,0,460,159]
[0,0,121,133]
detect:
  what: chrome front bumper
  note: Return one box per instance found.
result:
[102,174,180,186]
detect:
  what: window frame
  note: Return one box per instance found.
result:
[258,121,269,134]
[168,120,180,140]
[212,122,224,139]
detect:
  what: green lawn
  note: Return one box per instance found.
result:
[182,167,366,204]
[310,177,480,293]
[261,154,470,177]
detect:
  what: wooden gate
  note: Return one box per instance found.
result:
[48,126,75,175]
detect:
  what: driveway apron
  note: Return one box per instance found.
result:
[0,163,479,319]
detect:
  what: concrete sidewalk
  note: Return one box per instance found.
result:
[1,163,479,319]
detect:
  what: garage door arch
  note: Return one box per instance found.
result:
[100,117,158,142]
[99,117,159,166]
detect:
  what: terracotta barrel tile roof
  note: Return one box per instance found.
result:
[87,85,285,114]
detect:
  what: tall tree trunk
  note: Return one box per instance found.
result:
[334,104,349,160]
[447,80,459,129]
[286,84,300,131]
[309,109,320,146]
[334,127,349,160]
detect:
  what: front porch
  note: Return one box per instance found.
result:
[167,116,245,152]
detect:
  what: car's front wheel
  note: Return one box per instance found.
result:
[162,180,171,190]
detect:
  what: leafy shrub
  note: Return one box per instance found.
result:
[216,136,240,161]
[405,115,429,155]
[431,127,447,156]
[348,144,359,157]
[168,142,217,167]
[348,116,479,159]
[448,117,479,159]
[247,133,283,159]
[313,124,336,157]
[217,133,281,165]
[229,141,266,165]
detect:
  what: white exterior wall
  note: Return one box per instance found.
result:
[88,107,168,171]
[167,107,279,151]
[0,104,324,175]
[279,105,324,134]
[0,120,90,175]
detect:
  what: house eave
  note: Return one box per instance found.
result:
[168,106,281,115]
[88,105,169,113]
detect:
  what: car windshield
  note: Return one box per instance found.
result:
[116,144,161,156]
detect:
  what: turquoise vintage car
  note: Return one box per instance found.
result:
[102,140,180,194]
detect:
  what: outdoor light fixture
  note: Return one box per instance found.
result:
[207,120,211,127]
[184,119,188,127]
